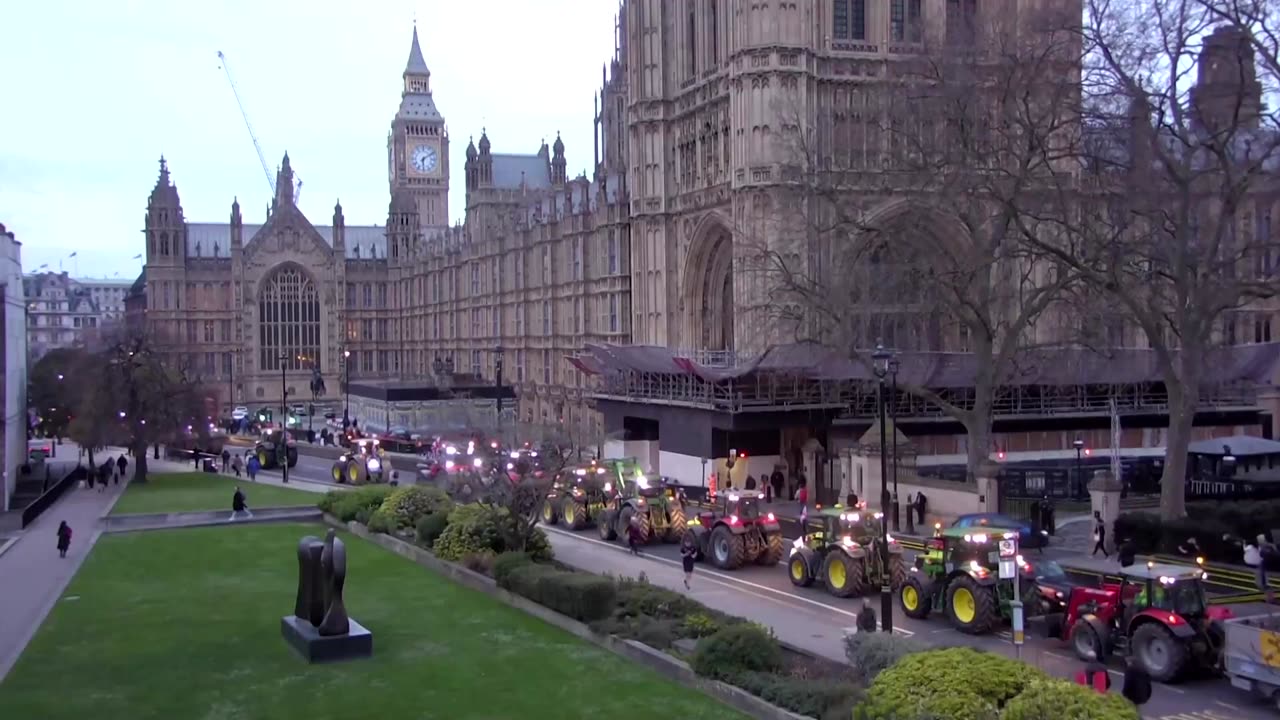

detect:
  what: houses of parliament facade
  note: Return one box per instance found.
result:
[142,0,1263,444]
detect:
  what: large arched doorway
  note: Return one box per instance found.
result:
[257,265,322,372]
[685,218,735,353]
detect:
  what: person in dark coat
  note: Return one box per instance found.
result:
[221,448,231,472]
[229,486,253,521]
[744,474,757,490]
[769,468,784,501]
[1091,511,1109,558]
[98,459,112,493]
[116,455,127,484]
[56,521,72,558]
[626,516,643,555]
[914,492,928,525]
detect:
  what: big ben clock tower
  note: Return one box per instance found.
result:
[388,25,448,232]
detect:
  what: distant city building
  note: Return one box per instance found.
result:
[22,272,129,361]
[0,223,28,512]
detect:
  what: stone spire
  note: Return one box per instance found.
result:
[274,152,295,209]
[405,25,430,76]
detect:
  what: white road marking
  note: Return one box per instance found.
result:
[545,526,915,636]
[1213,701,1242,711]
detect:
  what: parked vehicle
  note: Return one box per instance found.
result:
[788,505,906,598]
[683,490,783,570]
[1043,560,1229,682]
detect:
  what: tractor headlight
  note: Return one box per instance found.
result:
[637,476,650,489]
[339,454,348,462]
[367,458,381,472]
[472,457,484,469]
[445,460,455,470]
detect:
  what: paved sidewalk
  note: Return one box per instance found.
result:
[0,449,126,682]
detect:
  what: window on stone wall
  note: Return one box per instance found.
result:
[515,254,525,289]
[471,309,481,337]
[542,349,551,385]
[363,283,373,308]
[204,321,215,343]
[946,0,978,45]
[492,306,500,337]
[833,0,867,41]
[572,237,582,280]
[346,283,356,307]
[470,263,480,296]
[609,294,619,333]
[186,320,196,343]
[607,229,619,275]
[516,349,525,382]
[542,302,551,335]
[471,350,482,376]
[378,284,388,308]
[891,0,922,42]
[258,266,321,372]
[541,246,551,286]
[221,320,231,342]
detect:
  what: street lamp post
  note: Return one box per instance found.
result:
[872,340,896,634]
[1072,438,1085,499]
[279,352,289,484]
[889,356,901,532]
[342,349,351,431]
[494,345,505,441]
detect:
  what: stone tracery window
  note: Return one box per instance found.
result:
[258,266,321,372]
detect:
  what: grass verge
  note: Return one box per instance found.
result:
[110,472,317,515]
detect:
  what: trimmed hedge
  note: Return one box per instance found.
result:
[690,624,783,680]
[859,648,1044,720]
[1000,678,1139,720]
[499,564,616,622]
[319,485,395,522]
[728,670,861,720]
[1116,499,1280,562]
[492,551,534,585]
[379,485,452,529]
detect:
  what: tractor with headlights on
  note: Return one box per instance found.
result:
[253,429,297,470]
[1044,560,1229,682]
[597,464,687,545]
[331,437,390,484]
[683,490,784,570]
[542,460,612,529]
[787,505,907,598]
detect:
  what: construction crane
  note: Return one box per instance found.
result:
[216,50,302,204]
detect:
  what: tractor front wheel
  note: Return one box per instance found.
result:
[257,450,269,468]
[598,510,618,541]
[899,575,931,619]
[946,575,999,635]
[757,531,784,566]
[710,525,746,570]
[665,504,687,543]
[789,552,815,587]
[1132,623,1189,683]
[1069,618,1104,663]
[888,554,908,591]
[822,551,867,598]
[331,463,344,483]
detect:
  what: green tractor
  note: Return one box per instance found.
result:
[787,505,908,598]
[541,460,612,530]
[597,464,686,545]
[898,526,1024,635]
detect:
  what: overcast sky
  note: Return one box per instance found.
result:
[0,0,621,281]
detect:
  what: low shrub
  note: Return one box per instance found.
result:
[524,526,554,561]
[680,612,724,639]
[326,485,395,522]
[589,615,681,649]
[859,648,1045,720]
[844,631,929,686]
[999,678,1139,720]
[492,551,534,585]
[730,670,862,720]
[415,512,450,548]
[434,505,507,561]
[353,507,374,526]
[691,624,784,680]
[379,485,452,528]
[615,576,706,620]
[366,508,396,535]
[462,551,496,575]
[501,564,616,622]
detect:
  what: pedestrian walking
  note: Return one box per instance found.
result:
[770,467,784,503]
[221,448,231,472]
[914,492,928,525]
[229,486,253,521]
[116,455,127,484]
[857,599,878,633]
[246,453,260,482]
[1091,511,1108,558]
[681,538,697,589]
[626,516,643,555]
[98,460,111,493]
[231,454,243,478]
[56,521,72,558]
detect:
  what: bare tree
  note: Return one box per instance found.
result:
[1026,0,1280,518]
[71,324,211,483]
[758,13,1083,479]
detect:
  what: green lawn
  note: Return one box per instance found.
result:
[110,472,318,514]
[0,523,745,720]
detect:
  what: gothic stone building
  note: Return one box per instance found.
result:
[140,27,628,440]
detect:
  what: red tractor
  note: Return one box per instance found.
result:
[683,490,785,570]
[1044,561,1230,682]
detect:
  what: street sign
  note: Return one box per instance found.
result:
[999,559,1016,580]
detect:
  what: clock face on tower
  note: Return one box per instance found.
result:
[410,144,439,174]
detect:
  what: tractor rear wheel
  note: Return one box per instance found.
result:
[757,531,784,566]
[541,499,559,526]
[347,462,362,484]
[899,575,931,619]
[564,500,588,530]
[710,525,746,569]
[665,504,686,543]
[822,551,867,598]
[331,463,344,483]
[598,510,618,541]
[946,575,999,635]
[887,554,908,591]
[635,507,653,544]
[257,450,269,468]
[1133,623,1189,682]
[788,553,814,587]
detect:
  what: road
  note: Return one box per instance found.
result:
[541,523,1277,720]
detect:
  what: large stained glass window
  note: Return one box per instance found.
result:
[258,266,321,372]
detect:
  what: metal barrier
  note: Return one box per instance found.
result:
[21,465,87,529]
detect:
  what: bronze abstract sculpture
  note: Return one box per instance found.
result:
[284,528,370,662]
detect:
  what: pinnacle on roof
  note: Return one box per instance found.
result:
[405,25,430,76]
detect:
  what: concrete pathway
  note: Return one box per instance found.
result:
[0,445,127,683]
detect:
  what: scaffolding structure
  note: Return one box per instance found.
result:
[569,343,1279,421]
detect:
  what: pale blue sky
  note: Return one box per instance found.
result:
[0,0,621,280]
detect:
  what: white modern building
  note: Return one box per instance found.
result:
[0,223,28,512]
[77,278,132,323]
[23,271,116,361]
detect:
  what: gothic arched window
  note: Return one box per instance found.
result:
[258,266,321,372]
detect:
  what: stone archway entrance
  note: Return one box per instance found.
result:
[684,219,735,353]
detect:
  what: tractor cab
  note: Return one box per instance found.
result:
[703,490,776,527]
[802,505,894,552]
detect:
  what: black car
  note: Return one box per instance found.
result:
[1019,558,1078,614]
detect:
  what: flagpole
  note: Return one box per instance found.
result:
[1110,397,1122,487]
